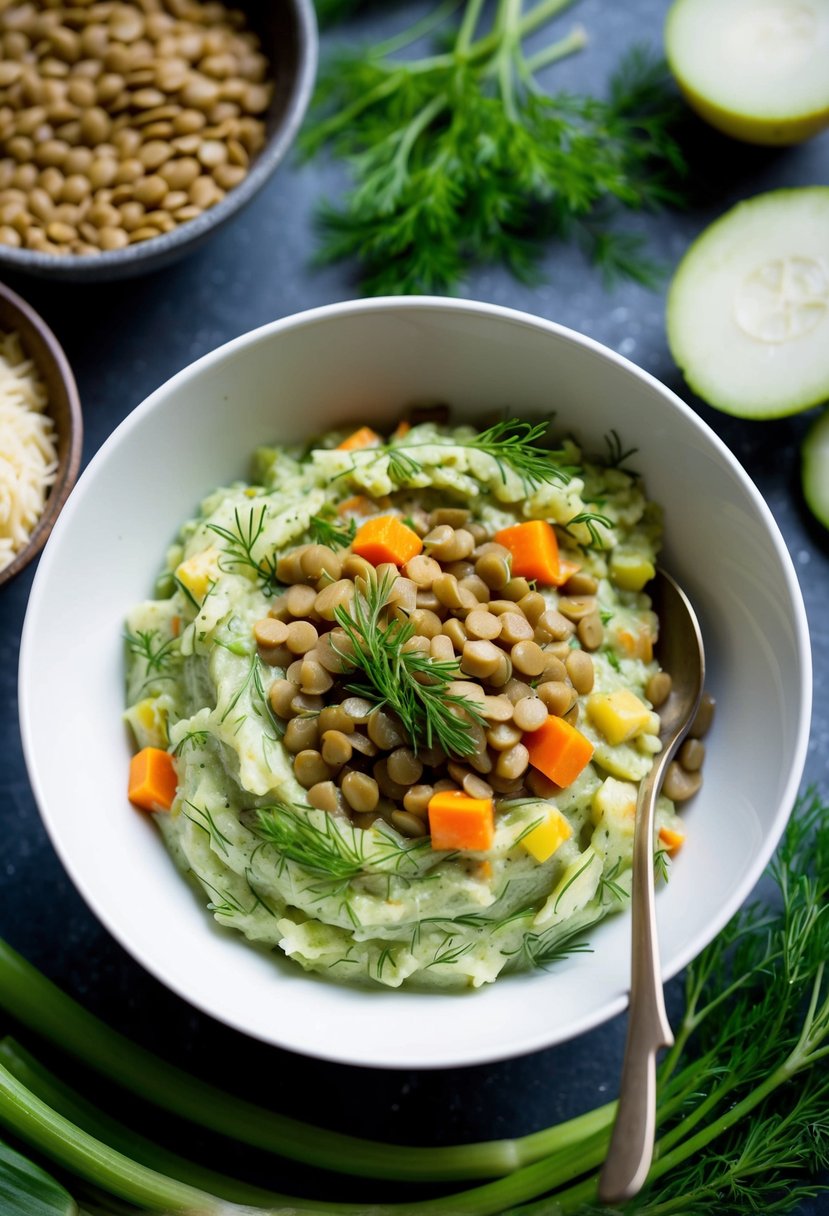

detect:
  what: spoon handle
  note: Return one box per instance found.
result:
[597,767,674,1204]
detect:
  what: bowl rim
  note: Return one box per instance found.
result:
[19,296,813,1066]
[0,279,83,585]
[0,0,318,279]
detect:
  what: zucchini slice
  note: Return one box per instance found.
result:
[802,408,829,529]
[667,188,829,418]
[665,0,829,145]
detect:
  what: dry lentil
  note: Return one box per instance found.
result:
[0,0,271,257]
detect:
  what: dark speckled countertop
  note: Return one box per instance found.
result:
[1,1,827,1212]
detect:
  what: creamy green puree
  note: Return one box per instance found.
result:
[125,420,685,990]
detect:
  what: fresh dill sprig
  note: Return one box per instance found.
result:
[256,802,429,879]
[603,427,640,474]
[333,570,486,758]
[302,0,687,295]
[350,418,572,495]
[561,509,614,549]
[308,512,357,550]
[171,729,210,755]
[597,857,627,904]
[124,628,179,674]
[506,923,593,971]
[257,803,368,878]
[462,419,571,493]
[206,505,279,595]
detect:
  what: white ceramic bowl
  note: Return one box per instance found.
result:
[19,298,812,1069]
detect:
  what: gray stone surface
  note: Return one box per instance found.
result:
[0,1,826,1209]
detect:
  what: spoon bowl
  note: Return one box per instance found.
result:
[599,569,706,1202]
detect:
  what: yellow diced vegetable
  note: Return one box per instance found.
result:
[124,697,168,750]
[521,808,573,862]
[592,776,638,830]
[587,689,652,746]
[610,548,656,592]
[175,546,220,603]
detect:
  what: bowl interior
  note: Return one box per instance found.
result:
[19,299,811,1067]
[0,283,82,585]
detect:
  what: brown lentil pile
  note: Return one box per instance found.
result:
[0,0,270,254]
[256,508,618,839]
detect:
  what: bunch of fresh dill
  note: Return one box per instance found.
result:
[302,0,687,295]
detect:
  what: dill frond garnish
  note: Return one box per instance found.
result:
[561,509,614,549]
[507,923,594,970]
[308,512,357,550]
[124,628,179,674]
[342,418,572,496]
[256,802,430,880]
[603,428,640,474]
[333,570,487,758]
[171,729,210,755]
[257,803,367,878]
[207,505,279,595]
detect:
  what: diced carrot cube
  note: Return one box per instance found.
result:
[494,520,560,585]
[524,715,594,788]
[337,426,381,451]
[128,747,178,812]
[428,790,495,852]
[352,515,423,567]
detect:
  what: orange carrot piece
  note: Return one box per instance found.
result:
[524,715,594,788]
[352,515,423,567]
[658,826,685,856]
[391,419,411,440]
[337,426,381,452]
[617,624,654,663]
[553,556,582,587]
[170,615,181,638]
[493,520,560,585]
[128,747,178,813]
[428,790,494,852]
[336,495,376,518]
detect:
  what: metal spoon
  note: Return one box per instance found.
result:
[598,568,705,1205]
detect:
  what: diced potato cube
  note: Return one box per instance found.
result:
[534,847,602,928]
[521,808,573,862]
[592,776,638,828]
[124,697,168,750]
[587,689,652,745]
[175,546,220,603]
[610,548,656,592]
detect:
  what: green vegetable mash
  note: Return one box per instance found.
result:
[124,421,684,989]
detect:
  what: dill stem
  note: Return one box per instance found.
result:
[643,1064,793,1190]
[524,24,588,74]
[370,0,465,60]
[394,93,448,174]
[455,0,487,54]
[306,69,405,146]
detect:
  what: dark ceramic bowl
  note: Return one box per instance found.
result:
[0,0,317,282]
[0,280,82,585]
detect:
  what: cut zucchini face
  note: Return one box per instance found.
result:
[802,408,829,529]
[665,0,829,145]
[666,189,829,419]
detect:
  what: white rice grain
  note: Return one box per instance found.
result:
[0,330,57,571]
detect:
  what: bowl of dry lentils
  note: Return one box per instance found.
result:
[0,0,317,278]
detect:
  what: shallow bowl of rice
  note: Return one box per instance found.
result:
[0,280,82,586]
